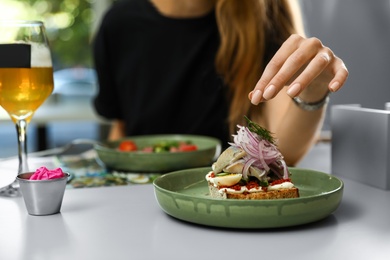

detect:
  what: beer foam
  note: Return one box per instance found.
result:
[30,42,52,67]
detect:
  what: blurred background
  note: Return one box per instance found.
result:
[300,0,390,130]
[0,0,389,157]
[0,0,114,157]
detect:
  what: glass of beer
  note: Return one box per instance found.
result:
[0,21,54,197]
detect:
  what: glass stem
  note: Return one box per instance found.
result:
[16,119,29,174]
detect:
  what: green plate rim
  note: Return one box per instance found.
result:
[153,167,344,228]
[154,167,344,202]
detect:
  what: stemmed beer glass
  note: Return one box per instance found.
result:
[0,21,54,196]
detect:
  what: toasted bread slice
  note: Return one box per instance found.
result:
[208,183,299,200]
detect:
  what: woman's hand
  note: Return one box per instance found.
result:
[249,34,349,105]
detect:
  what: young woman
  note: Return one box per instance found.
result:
[93,0,348,165]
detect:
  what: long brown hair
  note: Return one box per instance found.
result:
[215,0,299,134]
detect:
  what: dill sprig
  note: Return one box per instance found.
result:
[244,116,276,144]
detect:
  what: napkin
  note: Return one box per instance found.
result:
[29,167,65,180]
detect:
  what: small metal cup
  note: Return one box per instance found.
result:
[17,172,69,216]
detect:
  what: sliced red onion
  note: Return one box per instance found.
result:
[242,157,258,179]
[280,159,289,179]
[231,124,290,180]
[258,141,270,171]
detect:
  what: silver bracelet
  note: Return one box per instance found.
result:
[292,92,330,111]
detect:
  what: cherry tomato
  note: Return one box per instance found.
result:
[178,144,198,152]
[118,140,137,151]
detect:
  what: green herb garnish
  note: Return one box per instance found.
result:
[258,180,269,187]
[244,116,276,144]
[238,177,269,187]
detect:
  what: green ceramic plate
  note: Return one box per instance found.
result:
[94,135,221,173]
[153,167,344,229]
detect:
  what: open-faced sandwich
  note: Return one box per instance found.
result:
[206,117,299,200]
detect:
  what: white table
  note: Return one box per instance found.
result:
[1,143,389,260]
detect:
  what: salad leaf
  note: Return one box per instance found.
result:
[244,116,276,144]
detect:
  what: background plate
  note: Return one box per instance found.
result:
[153,167,344,229]
[94,135,221,173]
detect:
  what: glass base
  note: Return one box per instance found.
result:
[0,180,21,197]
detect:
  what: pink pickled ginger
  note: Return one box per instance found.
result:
[29,167,65,180]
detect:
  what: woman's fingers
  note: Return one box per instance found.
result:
[328,56,349,92]
[249,34,348,105]
[286,50,333,97]
[250,35,307,103]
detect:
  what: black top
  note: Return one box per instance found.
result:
[93,0,230,145]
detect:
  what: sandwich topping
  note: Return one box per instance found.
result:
[207,117,293,195]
